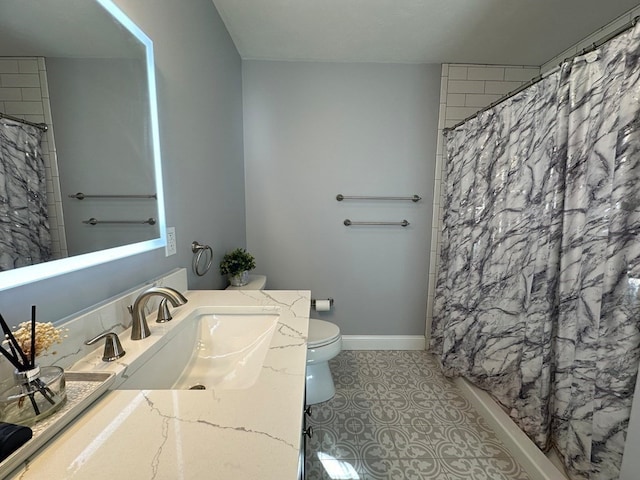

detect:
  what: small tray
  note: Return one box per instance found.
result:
[0,371,115,478]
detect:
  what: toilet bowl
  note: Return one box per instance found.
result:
[306,318,341,404]
[227,274,342,404]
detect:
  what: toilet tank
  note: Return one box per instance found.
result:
[225,275,267,290]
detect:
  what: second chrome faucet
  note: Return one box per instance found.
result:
[128,286,188,340]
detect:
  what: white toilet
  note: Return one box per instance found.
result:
[227,274,342,404]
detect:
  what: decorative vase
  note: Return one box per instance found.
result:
[0,365,66,426]
[228,271,249,287]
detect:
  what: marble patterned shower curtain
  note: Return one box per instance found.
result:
[0,119,51,270]
[431,23,640,480]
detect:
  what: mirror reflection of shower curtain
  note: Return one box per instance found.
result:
[432,22,640,480]
[0,119,51,270]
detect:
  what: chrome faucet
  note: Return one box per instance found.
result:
[128,287,188,340]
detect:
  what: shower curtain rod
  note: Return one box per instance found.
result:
[443,15,640,133]
[0,112,48,132]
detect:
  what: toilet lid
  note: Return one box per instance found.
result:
[308,318,341,348]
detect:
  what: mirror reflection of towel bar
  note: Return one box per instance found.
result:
[82,218,156,226]
[344,219,409,227]
[69,192,157,200]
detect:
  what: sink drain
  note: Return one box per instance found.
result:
[189,384,206,390]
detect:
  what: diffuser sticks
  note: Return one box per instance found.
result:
[0,308,56,416]
[0,312,31,371]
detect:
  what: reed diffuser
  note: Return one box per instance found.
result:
[0,307,66,426]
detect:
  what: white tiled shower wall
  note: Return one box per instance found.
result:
[425,4,640,339]
[0,57,67,259]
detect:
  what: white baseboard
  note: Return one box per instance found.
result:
[341,335,425,350]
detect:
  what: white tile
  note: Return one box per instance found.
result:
[0,59,19,74]
[438,103,446,130]
[440,75,448,100]
[446,106,480,121]
[433,179,441,205]
[50,155,60,178]
[4,101,43,115]
[21,87,42,101]
[430,228,440,254]
[441,64,449,77]
[55,202,65,223]
[23,114,45,123]
[446,93,466,107]
[18,59,39,74]
[444,119,459,128]
[0,73,40,88]
[448,65,468,80]
[39,70,50,98]
[43,99,53,124]
[465,94,502,108]
[467,67,504,81]
[52,181,63,203]
[425,295,434,323]
[484,81,522,95]
[0,87,21,101]
[436,132,444,156]
[447,80,485,94]
[434,154,443,181]
[504,67,540,82]
[0,73,40,87]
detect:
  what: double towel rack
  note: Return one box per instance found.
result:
[338,193,418,227]
[83,217,156,226]
[69,192,157,200]
[336,194,421,202]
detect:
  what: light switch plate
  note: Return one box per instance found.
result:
[166,227,177,256]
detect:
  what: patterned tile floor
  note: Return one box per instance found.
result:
[305,350,531,480]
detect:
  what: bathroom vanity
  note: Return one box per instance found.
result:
[2,270,310,479]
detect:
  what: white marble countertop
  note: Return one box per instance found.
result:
[8,289,310,480]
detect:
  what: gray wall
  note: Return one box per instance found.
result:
[0,0,246,326]
[243,61,440,335]
[47,57,157,255]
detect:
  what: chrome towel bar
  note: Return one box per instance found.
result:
[69,192,157,200]
[82,217,156,226]
[336,194,421,202]
[344,219,409,227]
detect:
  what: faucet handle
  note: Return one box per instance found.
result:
[86,332,126,362]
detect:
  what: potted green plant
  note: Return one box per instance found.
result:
[219,248,256,287]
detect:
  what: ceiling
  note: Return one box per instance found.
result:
[212,0,640,65]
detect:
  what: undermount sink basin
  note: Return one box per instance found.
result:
[116,308,280,390]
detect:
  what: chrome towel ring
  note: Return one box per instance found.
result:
[191,241,213,276]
